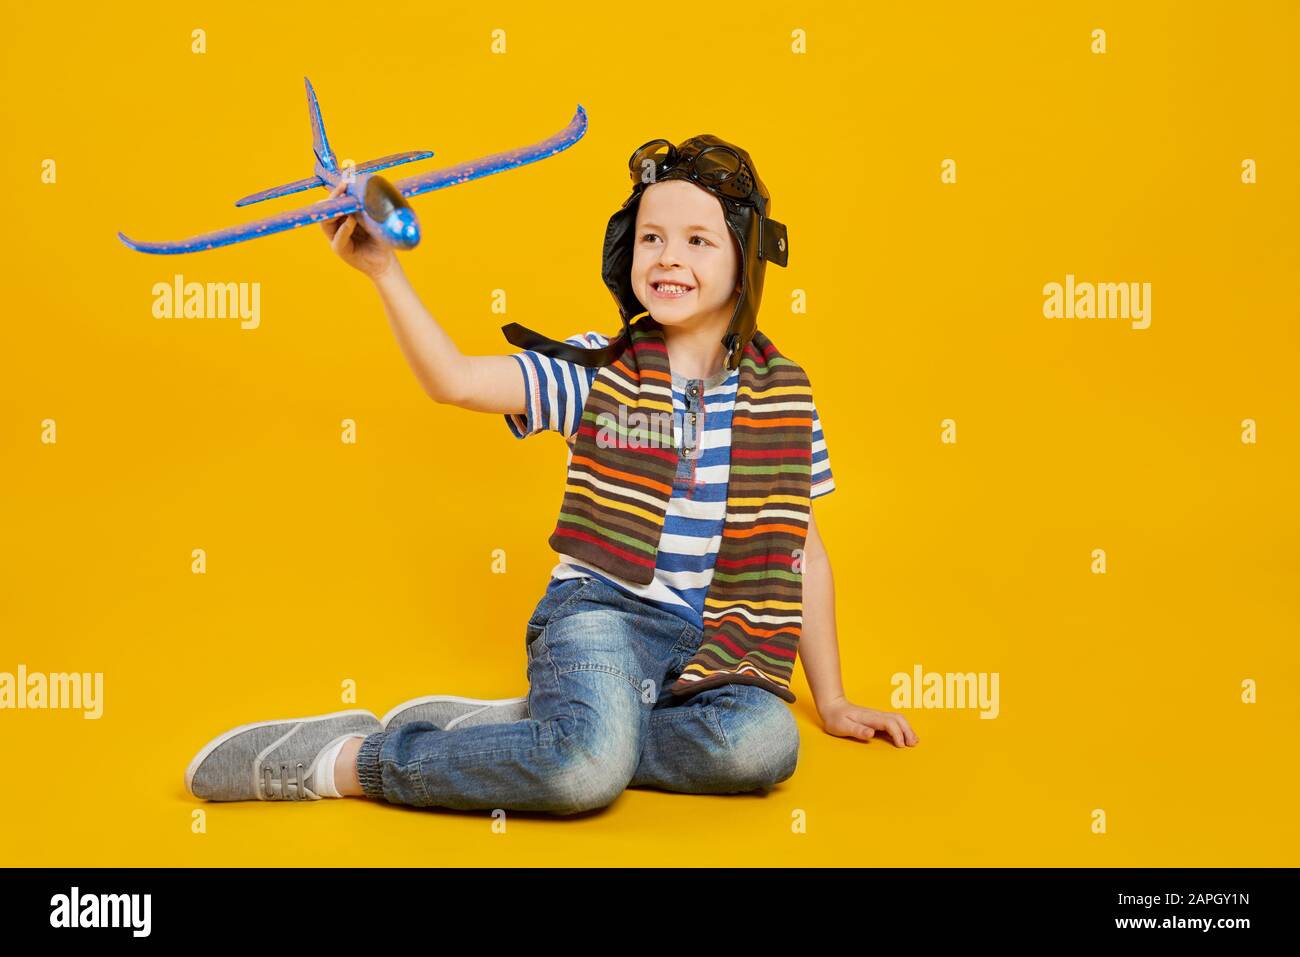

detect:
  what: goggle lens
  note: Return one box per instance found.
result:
[630,140,674,184]
[628,140,747,196]
[692,145,741,186]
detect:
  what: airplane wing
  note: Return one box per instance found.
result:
[118,194,362,255]
[235,174,328,208]
[234,151,436,207]
[392,104,587,200]
[347,150,435,177]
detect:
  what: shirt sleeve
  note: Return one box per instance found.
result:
[503,330,610,440]
[810,403,835,500]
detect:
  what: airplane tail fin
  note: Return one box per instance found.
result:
[305,76,337,172]
[231,78,436,207]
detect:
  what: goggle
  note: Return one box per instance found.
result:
[627,139,758,204]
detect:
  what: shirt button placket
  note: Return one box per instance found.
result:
[682,380,700,458]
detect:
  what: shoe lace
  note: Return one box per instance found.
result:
[262,761,310,800]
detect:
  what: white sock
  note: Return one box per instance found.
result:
[310,734,365,798]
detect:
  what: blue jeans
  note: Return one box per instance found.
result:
[355,576,800,814]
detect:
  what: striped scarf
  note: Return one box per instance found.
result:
[549,314,813,703]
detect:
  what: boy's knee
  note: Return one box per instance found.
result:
[540,716,639,814]
[767,708,800,784]
[719,687,800,790]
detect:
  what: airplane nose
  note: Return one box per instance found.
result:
[384,208,420,249]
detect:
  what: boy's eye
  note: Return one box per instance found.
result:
[639,233,711,246]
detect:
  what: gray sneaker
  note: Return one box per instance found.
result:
[381,695,529,731]
[185,709,382,801]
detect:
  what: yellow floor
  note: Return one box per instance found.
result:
[3,517,1295,866]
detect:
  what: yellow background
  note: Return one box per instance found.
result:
[1,0,1296,866]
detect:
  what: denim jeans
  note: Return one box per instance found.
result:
[355,575,800,814]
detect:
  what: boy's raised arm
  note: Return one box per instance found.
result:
[369,260,523,414]
[320,182,524,416]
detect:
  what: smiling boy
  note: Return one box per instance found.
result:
[183,133,917,810]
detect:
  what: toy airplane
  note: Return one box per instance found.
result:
[118,77,587,255]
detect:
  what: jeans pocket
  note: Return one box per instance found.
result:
[525,577,594,645]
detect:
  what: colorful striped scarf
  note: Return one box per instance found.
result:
[548,314,813,703]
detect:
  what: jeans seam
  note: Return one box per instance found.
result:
[532,601,583,746]
[554,662,645,695]
[406,756,433,804]
[706,703,731,750]
[379,728,435,805]
[672,621,699,659]
[649,707,709,724]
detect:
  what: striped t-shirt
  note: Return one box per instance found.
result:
[505,329,835,629]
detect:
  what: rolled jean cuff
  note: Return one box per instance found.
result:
[356,730,389,801]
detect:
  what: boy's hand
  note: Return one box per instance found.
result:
[819,697,919,747]
[320,178,398,281]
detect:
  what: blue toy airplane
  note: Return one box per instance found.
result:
[118,77,587,255]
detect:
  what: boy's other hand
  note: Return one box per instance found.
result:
[320,178,398,282]
[819,697,919,747]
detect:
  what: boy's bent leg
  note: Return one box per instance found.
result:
[628,682,799,794]
[356,605,648,814]
[356,718,586,812]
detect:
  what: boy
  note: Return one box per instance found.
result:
[184,134,918,812]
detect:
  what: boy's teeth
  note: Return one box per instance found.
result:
[657,283,690,292]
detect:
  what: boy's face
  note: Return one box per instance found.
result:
[630,179,741,329]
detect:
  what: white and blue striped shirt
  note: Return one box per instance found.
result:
[505,330,835,629]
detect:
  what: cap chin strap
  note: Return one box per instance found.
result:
[722,332,745,371]
[719,214,788,371]
[501,318,633,368]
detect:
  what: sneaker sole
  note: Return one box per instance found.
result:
[380,694,528,729]
[184,709,378,798]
